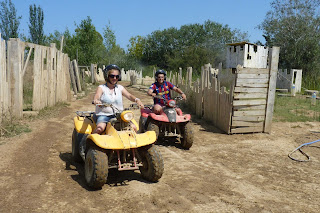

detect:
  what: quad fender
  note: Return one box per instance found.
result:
[176,108,183,116]
[150,113,169,122]
[149,112,191,123]
[176,114,191,122]
[74,116,96,134]
[87,123,156,150]
[141,108,152,118]
[131,118,139,132]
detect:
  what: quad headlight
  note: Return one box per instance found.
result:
[168,100,176,108]
[120,111,134,122]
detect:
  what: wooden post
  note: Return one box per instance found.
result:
[0,33,8,121]
[264,47,280,133]
[47,44,53,106]
[91,63,95,84]
[50,43,57,105]
[179,67,182,86]
[69,59,77,95]
[64,55,72,102]
[32,45,41,110]
[60,36,64,52]
[73,59,82,92]
[8,38,24,118]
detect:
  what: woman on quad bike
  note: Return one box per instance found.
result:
[147,69,186,114]
[93,64,144,134]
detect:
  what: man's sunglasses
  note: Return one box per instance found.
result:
[109,74,120,79]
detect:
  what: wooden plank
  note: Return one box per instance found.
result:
[235,83,268,88]
[231,126,264,134]
[234,87,267,93]
[236,68,269,74]
[233,99,266,106]
[232,116,265,122]
[264,47,280,133]
[48,45,54,106]
[232,121,264,127]
[22,47,33,76]
[0,35,4,120]
[236,78,269,84]
[233,110,265,116]
[56,51,62,102]
[234,105,266,111]
[42,47,48,108]
[237,74,269,79]
[234,93,267,99]
[66,57,72,102]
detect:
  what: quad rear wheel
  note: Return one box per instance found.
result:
[72,129,82,162]
[85,147,108,189]
[139,145,164,182]
[181,122,194,149]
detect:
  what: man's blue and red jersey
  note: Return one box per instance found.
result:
[149,81,175,106]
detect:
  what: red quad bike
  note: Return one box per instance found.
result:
[139,96,194,149]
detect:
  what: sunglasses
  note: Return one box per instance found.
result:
[109,74,120,79]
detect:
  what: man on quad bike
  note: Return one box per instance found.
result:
[93,64,144,134]
[141,69,193,149]
[147,69,186,114]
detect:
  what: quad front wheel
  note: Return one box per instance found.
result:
[147,121,159,139]
[139,145,164,182]
[181,123,194,149]
[85,148,108,189]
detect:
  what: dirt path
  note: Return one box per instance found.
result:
[1,82,320,213]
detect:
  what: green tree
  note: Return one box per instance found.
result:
[74,16,106,65]
[127,35,145,60]
[28,4,44,44]
[258,0,320,88]
[141,20,248,73]
[0,0,21,40]
[103,21,116,52]
[102,22,127,67]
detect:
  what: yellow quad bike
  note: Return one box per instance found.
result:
[72,104,164,189]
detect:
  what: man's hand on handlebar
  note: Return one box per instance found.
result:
[181,93,187,100]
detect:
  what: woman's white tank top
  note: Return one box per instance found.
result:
[95,84,124,116]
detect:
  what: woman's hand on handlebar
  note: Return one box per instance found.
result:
[136,99,144,108]
[93,99,102,105]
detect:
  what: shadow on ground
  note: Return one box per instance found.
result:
[59,152,153,190]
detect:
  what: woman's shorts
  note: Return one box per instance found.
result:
[96,115,116,124]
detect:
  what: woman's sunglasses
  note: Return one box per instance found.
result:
[109,74,120,79]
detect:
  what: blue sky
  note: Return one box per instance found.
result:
[13,0,273,50]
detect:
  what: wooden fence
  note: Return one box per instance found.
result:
[0,36,72,122]
[168,47,280,134]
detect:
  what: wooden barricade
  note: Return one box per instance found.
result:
[167,47,279,134]
[0,34,9,121]
[0,38,73,121]
[230,47,279,133]
[230,67,269,133]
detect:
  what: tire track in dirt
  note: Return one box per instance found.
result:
[1,83,320,212]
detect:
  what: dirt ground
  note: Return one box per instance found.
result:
[1,82,320,213]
